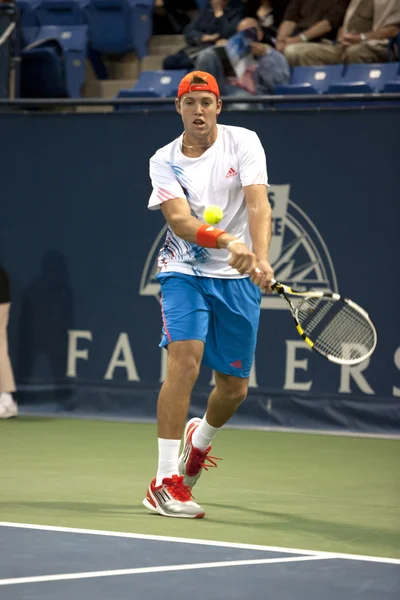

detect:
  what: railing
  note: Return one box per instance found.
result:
[0,92,399,112]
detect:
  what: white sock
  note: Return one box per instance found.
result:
[192,416,219,451]
[0,392,13,405]
[156,438,181,487]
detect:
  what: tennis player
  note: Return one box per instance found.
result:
[143,70,274,518]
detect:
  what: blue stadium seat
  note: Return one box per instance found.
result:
[382,64,400,93]
[131,0,153,59]
[388,32,400,61]
[88,0,152,58]
[326,63,399,94]
[383,81,400,92]
[37,0,88,25]
[21,42,66,97]
[274,65,344,95]
[115,70,187,110]
[376,67,400,105]
[16,0,41,47]
[22,23,88,97]
[130,69,187,96]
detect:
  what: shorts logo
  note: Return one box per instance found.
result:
[140,184,338,308]
[225,167,237,178]
[230,360,243,369]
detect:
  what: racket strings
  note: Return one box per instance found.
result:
[297,298,332,332]
[297,298,375,361]
[317,312,374,360]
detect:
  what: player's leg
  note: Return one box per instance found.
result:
[179,277,260,487]
[0,295,17,419]
[143,273,209,518]
[204,371,249,428]
[156,339,203,477]
[178,373,249,486]
[158,340,204,439]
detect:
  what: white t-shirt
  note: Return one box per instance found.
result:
[148,124,268,278]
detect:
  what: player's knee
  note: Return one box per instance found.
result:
[231,384,248,405]
[228,389,247,407]
[181,355,202,380]
[168,350,202,385]
[217,376,248,406]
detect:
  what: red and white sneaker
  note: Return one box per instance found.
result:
[178,417,220,488]
[143,474,205,519]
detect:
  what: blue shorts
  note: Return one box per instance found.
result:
[158,272,262,378]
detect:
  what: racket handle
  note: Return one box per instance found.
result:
[256,269,276,285]
[255,269,276,281]
[255,271,278,291]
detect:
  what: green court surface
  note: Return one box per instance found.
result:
[1,417,399,559]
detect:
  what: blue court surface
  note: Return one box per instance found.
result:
[0,522,399,599]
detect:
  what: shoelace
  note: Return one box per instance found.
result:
[164,474,193,502]
[187,446,221,476]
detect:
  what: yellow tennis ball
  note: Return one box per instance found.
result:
[203,205,224,225]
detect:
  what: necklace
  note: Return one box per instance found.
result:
[182,135,213,149]
[182,141,212,149]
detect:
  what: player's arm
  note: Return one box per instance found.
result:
[161,197,257,274]
[244,184,274,292]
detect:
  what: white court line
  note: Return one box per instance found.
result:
[0,555,332,586]
[1,522,400,565]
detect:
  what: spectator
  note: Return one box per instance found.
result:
[275,0,350,66]
[163,0,244,70]
[195,17,290,98]
[280,0,400,65]
[0,264,18,419]
[339,0,400,63]
[153,0,198,35]
[242,0,291,31]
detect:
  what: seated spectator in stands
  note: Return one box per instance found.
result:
[195,17,290,99]
[242,0,291,36]
[280,0,400,65]
[163,0,244,70]
[153,0,198,35]
[275,0,350,66]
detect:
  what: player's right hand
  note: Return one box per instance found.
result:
[227,242,257,275]
[251,260,274,294]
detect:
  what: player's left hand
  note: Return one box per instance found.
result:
[250,259,274,294]
[227,242,257,275]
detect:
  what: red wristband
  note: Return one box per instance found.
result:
[196,223,225,248]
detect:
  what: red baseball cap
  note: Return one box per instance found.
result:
[177,70,220,99]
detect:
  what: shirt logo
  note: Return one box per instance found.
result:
[225,167,237,178]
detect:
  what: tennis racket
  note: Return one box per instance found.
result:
[270,279,377,365]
